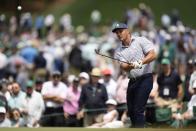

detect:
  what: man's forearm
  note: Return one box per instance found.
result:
[120,63,134,71]
[142,50,157,64]
[43,95,55,100]
[43,95,64,103]
[177,85,184,101]
[52,96,65,103]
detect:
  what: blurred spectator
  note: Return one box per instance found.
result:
[161,14,171,29]
[42,42,55,73]
[20,13,32,32]
[91,10,101,25]
[0,44,7,67]
[53,57,64,74]
[67,74,76,87]
[34,78,44,93]
[155,58,183,112]
[100,68,117,100]
[41,71,68,127]
[0,106,11,127]
[115,71,129,120]
[7,46,27,80]
[69,43,92,73]
[44,14,55,34]
[9,16,17,35]
[77,68,108,126]
[20,45,38,65]
[170,9,180,25]
[0,46,8,79]
[81,37,98,69]
[88,99,118,128]
[33,49,47,70]
[63,77,81,127]
[172,80,196,127]
[0,14,6,27]
[25,80,45,127]
[184,81,196,119]
[137,3,154,30]
[183,59,195,101]
[5,82,12,101]
[8,82,27,114]
[15,66,29,92]
[79,72,90,87]
[90,9,102,35]
[176,31,188,79]
[10,108,25,127]
[158,34,175,64]
[124,8,133,27]
[35,15,44,39]
[33,49,47,80]
[0,79,9,110]
[68,43,83,73]
[188,59,196,95]
[59,13,72,33]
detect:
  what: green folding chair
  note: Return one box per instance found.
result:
[155,107,172,122]
[193,106,196,120]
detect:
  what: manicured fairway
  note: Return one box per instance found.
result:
[0,128,196,131]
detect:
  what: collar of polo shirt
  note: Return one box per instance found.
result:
[121,38,135,48]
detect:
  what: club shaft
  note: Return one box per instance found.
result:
[96,52,131,65]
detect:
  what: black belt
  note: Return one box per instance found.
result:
[129,73,152,83]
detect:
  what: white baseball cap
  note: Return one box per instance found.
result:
[79,72,89,80]
[68,75,76,83]
[106,99,117,106]
[0,107,6,114]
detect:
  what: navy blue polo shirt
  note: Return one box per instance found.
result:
[79,83,108,114]
[157,70,182,99]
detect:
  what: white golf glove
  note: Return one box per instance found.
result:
[132,60,143,69]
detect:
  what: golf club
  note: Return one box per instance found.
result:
[94,49,132,65]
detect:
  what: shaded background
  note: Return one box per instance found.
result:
[0,0,195,28]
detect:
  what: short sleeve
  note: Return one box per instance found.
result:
[140,37,154,55]
[189,74,194,88]
[176,73,182,85]
[41,82,48,95]
[59,83,68,99]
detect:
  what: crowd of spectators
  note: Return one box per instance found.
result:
[0,3,196,128]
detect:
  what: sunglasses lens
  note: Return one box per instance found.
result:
[53,75,60,78]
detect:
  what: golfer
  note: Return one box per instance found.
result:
[112,22,156,127]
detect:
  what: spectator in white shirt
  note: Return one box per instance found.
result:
[172,80,196,122]
[0,49,8,70]
[44,14,55,33]
[0,106,11,127]
[41,71,68,127]
[25,80,45,127]
[189,60,196,95]
[0,48,8,79]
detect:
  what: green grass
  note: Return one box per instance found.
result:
[44,0,196,28]
[0,128,196,131]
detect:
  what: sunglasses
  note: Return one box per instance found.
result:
[52,75,60,78]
